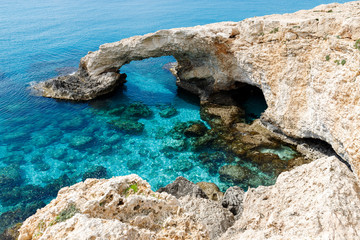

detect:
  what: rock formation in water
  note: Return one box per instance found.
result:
[31,1,360,181]
[18,156,360,239]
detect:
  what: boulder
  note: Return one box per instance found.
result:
[157,176,208,199]
[196,182,224,201]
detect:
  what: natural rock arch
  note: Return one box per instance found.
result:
[32,1,360,182]
[32,22,246,101]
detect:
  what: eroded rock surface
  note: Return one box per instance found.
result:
[196,182,224,201]
[220,156,360,240]
[18,156,360,239]
[221,186,245,218]
[179,195,234,239]
[18,174,235,240]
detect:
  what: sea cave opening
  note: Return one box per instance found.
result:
[298,137,352,171]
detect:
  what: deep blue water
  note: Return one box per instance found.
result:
[0,0,350,220]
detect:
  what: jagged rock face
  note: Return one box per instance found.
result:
[220,156,360,240]
[221,186,245,218]
[31,2,360,181]
[18,174,234,240]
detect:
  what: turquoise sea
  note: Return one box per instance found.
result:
[0,0,349,231]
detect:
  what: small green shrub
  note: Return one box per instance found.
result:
[55,204,79,223]
[354,39,360,50]
[341,59,346,66]
[124,183,139,197]
[334,60,340,65]
[327,9,333,13]
[325,55,330,61]
[270,27,279,34]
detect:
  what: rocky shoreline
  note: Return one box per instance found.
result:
[16,156,360,239]
[31,1,360,180]
[19,1,360,239]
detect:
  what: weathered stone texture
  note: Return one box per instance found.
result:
[220,156,360,240]
[18,174,235,240]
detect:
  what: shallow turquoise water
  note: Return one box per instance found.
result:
[0,0,350,220]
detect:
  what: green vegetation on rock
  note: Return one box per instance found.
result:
[124,183,139,197]
[55,204,79,223]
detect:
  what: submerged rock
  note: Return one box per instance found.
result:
[0,201,45,235]
[126,158,143,170]
[69,135,94,148]
[51,148,67,160]
[0,165,22,188]
[157,176,208,199]
[109,119,145,134]
[200,102,244,128]
[219,165,250,184]
[158,105,178,118]
[36,162,51,172]
[82,166,107,181]
[107,105,126,116]
[197,152,230,175]
[0,222,21,240]
[123,102,153,119]
[168,121,202,139]
[173,158,193,172]
[161,138,186,152]
[1,154,25,165]
[184,122,208,137]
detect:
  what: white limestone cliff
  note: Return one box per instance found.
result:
[18,174,234,240]
[31,1,360,181]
